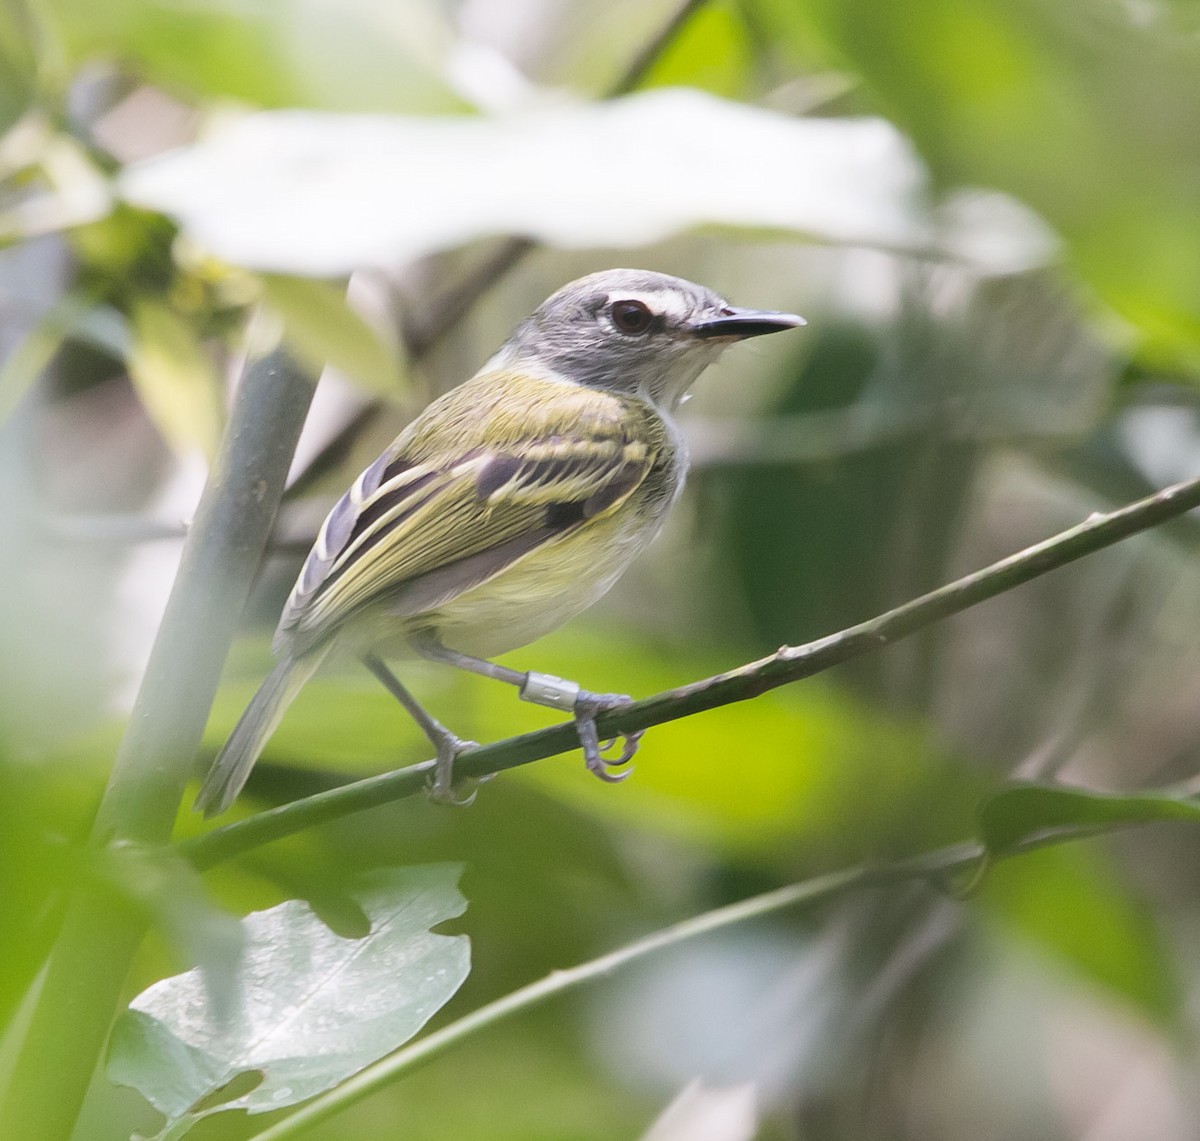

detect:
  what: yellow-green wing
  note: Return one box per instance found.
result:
[275,372,664,653]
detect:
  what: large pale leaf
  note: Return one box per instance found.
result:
[107,864,469,1136]
[119,89,1053,275]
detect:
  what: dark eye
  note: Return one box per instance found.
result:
[610,299,654,335]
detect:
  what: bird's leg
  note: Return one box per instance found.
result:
[413,637,642,783]
[361,653,480,804]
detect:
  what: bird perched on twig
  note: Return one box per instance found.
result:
[196,268,804,816]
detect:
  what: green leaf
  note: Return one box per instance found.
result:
[261,275,405,399]
[42,0,462,114]
[798,0,1200,366]
[107,864,470,1135]
[126,297,225,458]
[978,781,1200,856]
[0,123,112,243]
[978,844,1177,1024]
[639,3,755,99]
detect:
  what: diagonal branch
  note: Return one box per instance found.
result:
[184,471,1200,870]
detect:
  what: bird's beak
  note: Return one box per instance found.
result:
[691,307,807,340]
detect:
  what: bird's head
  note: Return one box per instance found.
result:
[492,268,805,409]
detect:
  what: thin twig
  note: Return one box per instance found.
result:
[247,822,1106,1141]
[183,472,1200,870]
[608,0,709,96]
[245,856,944,1140]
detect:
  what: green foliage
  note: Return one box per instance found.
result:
[4,0,1200,1139]
[40,0,464,113]
[795,0,1200,366]
[979,781,1200,855]
[0,5,37,134]
[979,842,1176,1024]
[0,758,95,1032]
[640,2,754,98]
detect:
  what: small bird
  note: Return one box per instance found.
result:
[196,269,803,815]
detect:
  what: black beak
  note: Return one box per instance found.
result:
[692,307,806,340]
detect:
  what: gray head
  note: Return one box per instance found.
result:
[489,269,805,409]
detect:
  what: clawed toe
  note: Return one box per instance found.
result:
[603,729,643,767]
[574,691,642,783]
[426,736,482,806]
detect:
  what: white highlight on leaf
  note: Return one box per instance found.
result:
[107,865,470,1126]
[119,89,1055,276]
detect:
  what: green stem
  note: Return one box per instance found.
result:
[0,349,315,1139]
[248,840,989,1140]
[97,349,316,843]
[185,471,1200,871]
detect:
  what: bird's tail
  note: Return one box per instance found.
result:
[195,650,327,817]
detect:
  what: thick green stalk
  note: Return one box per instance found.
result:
[0,349,316,1139]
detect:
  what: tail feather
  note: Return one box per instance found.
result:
[195,651,325,817]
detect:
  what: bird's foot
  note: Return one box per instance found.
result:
[518,672,642,784]
[425,733,484,806]
[574,691,643,784]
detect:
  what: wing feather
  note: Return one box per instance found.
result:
[276,372,665,654]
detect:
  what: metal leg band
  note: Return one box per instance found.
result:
[520,672,582,712]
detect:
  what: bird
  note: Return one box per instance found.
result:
[196,268,804,815]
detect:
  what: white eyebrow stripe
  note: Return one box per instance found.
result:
[604,289,687,318]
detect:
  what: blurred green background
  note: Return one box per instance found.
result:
[5,0,1200,1138]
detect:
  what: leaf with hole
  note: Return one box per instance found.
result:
[106,864,469,1138]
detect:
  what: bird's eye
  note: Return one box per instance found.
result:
[610,299,654,335]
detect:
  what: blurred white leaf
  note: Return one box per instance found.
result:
[641,1080,759,1141]
[108,865,470,1133]
[119,90,1050,275]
